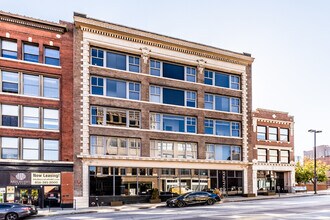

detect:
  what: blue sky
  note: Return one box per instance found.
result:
[2,0,330,156]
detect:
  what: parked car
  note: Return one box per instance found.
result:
[0,203,38,220]
[166,191,221,207]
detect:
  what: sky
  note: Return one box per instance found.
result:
[2,0,330,156]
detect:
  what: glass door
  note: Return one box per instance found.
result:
[19,188,40,206]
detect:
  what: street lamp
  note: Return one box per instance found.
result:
[308,129,322,194]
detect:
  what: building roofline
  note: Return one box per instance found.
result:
[0,10,67,33]
[73,12,254,65]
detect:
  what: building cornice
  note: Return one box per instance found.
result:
[74,15,254,66]
[0,11,67,33]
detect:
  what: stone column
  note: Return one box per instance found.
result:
[140,47,150,74]
[197,59,206,84]
[241,70,248,163]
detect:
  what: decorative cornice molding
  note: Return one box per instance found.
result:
[75,16,254,65]
[140,47,150,64]
[0,11,67,33]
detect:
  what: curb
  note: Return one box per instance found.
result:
[35,210,97,218]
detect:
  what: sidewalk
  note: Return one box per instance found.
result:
[36,190,330,218]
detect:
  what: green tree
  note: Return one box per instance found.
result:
[295,158,330,184]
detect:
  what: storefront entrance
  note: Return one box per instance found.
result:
[18,187,40,206]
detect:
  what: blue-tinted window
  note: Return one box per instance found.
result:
[186,91,196,107]
[163,88,184,106]
[231,75,240,90]
[45,47,60,66]
[91,48,104,66]
[106,79,126,98]
[215,72,229,88]
[163,63,184,80]
[44,77,59,98]
[106,51,126,70]
[163,115,185,132]
[129,82,140,100]
[204,119,213,134]
[129,56,140,73]
[186,117,196,133]
[231,98,240,113]
[186,67,196,82]
[23,74,39,96]
[215,145,231,160]
[204,94,213,109]
[216,121,230,136]
[2,105,18,127]
[150,60,161,76]
[1,40,17,59]
[215,96,230,112]
[204,70,213,85]
[91,77,104,95]
[2,71,18,93]
[232,122,240,137]
[23,44,39,63]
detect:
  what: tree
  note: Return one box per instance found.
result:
[295,158,330,184]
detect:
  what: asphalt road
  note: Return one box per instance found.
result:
[31,195,330,220]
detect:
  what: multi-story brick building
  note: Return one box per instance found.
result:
[73,13,254,207]
[250,109,295,195]
[0,11,74,208]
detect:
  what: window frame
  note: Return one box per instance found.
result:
[1,39,18,59]
[44,46,60,66]
[204,69,241,90]
[204,93,241,113]
[22,138,39,160]
[257,148,267,162]
[206,144,241,161]
[269,127,278,141]
[280,150,289,163]
[204,119,241,137]
[150,113,197,134]
[280,128,289,142]
[43,139,59,161]
[23,74,40,97]
[1,137,19,159]
[23,43,39,63]
[257,126,266,140]
[1,71,19,94]
[22,106,40,129]
[269,149,278,163]
[43,108,59,130]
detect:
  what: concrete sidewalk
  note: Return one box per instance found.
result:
[36,190,330,218]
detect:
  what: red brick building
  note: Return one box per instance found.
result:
[250,109,295,195]
[0,11,74,208]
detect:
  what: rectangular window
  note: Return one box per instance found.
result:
[257,149,267,162]
[205,119,240,137]
[163,115,185,132]
[186,91,196,107]
[150,60,161,76]
[43,77,59,98]
[163,62,184,80]
[150,86,161,103]
[269,127,278,141]
[128,82,140,100]
[280,128,289,142]
[23,44,39,63]
[257,126,266,140]
[150,140,197,159]
[23,138,39,160]
[44,47,60,66]
[1,137,18,159]
[186,67,196,82]
[129,111,140,128]
[204,119,214,134]
[128,56,140,72]
[206,144,241,161]
[91,136,140,157]
[43,140,59,160]
[150,113,196,133]
[269,149,278,163]
[23,107,39,128]
[91,76,104,95]
[2,71,18,93]
[2,105,18,127]
[280,150,289,163]
[106,79,126,98]
[1,40,17,59]
[204,70,240,90]
[91,48,104,66]
[43,109,59,130]
[91,106,104,125]
[106,51,126,70]
[205,94,240,113]
[23,74,40,96]
[163,88,184,106]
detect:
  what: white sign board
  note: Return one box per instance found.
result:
[31,173,61,185]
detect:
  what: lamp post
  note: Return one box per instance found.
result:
[308,129,322,194]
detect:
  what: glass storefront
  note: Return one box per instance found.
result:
[257,171,286,194]
[89,166,244,202]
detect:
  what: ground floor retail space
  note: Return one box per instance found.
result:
[0,162,74,208]
[89,166,245,206]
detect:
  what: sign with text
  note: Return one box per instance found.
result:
[31,173,61,185]
[10,172,31,185]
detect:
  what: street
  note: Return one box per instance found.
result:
[30,195,330,220]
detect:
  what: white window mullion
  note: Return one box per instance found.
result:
[126,82,129,99]
[103,49,106,67]
[184,91,187,107]
[126,55,129,71]
[160,114,163,131]
[126,110,129,127]
[160,87,163,103]
[160,62,163,77]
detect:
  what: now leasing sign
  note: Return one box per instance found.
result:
[31,173,61,185]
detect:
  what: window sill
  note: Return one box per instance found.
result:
[0,126,60,132]
[0,57,62,69]
[0,92,60,101]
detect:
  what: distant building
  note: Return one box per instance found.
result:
[304,145,330,159]
[250,109,295,194]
